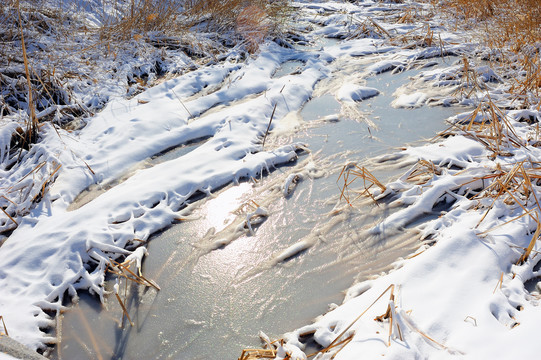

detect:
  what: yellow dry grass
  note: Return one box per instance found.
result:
[0,315,8,336]
[106,257,160,328]
[239,284,450,359]
[337,164,386,206]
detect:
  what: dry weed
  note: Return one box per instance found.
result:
[106,254,160,327]
[337,164,386,206]
[0,315,8,336]
[99,0,183,40]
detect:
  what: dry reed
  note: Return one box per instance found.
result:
[16,0,38,148]
[106,256,160,327]
[0,315,8,336]
[436,0,541,102]
[337,164,386,206]
[405,160,442,185]
[238,284,449,359]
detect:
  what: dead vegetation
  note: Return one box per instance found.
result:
[0,156,61,243]
[0,0,293,241]
[239,284,450,359]
[0,315,8,336]
[437,0,541,103]
[106,251,160,328]
[337,164,386,206]
[440,0,541,48]
[0,0,293,146]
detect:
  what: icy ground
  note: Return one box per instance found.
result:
[1,0,541,359]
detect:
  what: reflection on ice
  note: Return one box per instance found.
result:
[197,182,253,234]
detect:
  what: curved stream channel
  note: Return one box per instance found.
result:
[52,52,462,359]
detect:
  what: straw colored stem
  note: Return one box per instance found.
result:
[262,103,278,149]
[325,284,395,351]
[0,316,8,336]
[115,293,134,327]
[17,1,38,139]
[518,216,541,264]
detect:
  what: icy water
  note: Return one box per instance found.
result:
[52,53,461,359]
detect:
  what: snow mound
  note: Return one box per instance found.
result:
[392,92,427,108]
[336,84,380,102]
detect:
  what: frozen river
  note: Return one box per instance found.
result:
[52,51,461,359]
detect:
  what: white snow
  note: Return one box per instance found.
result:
[391,91,427,108]
[0,353,18,360]
[336,84,380,103]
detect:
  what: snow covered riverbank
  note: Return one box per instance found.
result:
[1,0,540,359]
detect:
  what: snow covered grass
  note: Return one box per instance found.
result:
[0,35,331,352]
[438,0,540,100]
[0,0,297,242]
[234,2,541,359]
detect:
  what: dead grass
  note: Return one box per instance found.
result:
[0,159,61,242]
[184,0,291,52]
[434,0,541,105]
[0,315,8,336]
[106,255,160,328]
[239,284,449,359]
[442,97,524,157]
[404,160,442,185]
[16,0,38,146]
[440,0,541,40]
[98,0,184,40]
[337,164,386,206]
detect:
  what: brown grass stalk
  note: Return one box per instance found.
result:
[518,215,541,264]
[405,160,441,185]
[338,164,386,206]
[0,315,8,336]
[16,0,38,145]
[261,103,278,149]
[114,292,135,328]
[325,284,395,351]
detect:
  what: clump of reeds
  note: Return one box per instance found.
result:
[453,57,487,99]
[508,53,541,106]
[468,160,541,264]
[184,0,292,52]
[106,252,160,327]
[345,16,391,40]
[98,0,292,52]
[337,164,386,206]
[98,0,184,40]
[0,159,61,242]
[444,97,524,157]
[403,160,442,185]
[436,0,541,98]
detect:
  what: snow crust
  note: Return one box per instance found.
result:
[336,84,379,103]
